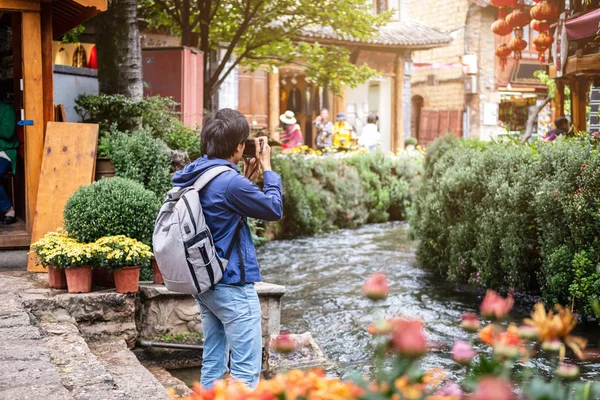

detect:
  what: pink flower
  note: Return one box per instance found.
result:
[460,313,481,332]
[390,319,427,358]
[593,131,599,138]
[542,339,562,352]
[437,381,463,397]
[452,341,476,365]
[270,334,296,354]
[473,377,515,400]
[363,273,389,301]
[480,290,514,320]
[557,363,580,379]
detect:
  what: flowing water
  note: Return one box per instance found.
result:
[169,222,600,386]
[259,222,600,382]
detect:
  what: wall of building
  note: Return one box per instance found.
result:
[53,65,98,122]
[407,0,468,112]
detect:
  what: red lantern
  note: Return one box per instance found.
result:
[531,20,551,32]
[491,0,517,6]
[533,31,554,63]
[491,0,517,18]
[531,1,559,22]
[506,9,532,29]
[492,19,513,36]
[509,35,528,65]
[495,43,513,71]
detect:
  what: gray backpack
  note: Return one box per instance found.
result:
[152,166,241,294]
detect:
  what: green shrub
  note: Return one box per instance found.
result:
[99,129,172,198]
[75,93,201,160]
[270,151,421,238]
[411,135,600,317]
[64,177,160,246]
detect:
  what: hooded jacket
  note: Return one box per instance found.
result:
[172,155,283,285]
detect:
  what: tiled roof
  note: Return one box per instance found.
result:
[299,21,452,49]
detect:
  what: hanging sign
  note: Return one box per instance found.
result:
[553,12,568,78]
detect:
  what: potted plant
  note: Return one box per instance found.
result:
[95,235,153,293]
[37,236,97,293]
[30,230,69,289]
[151,256,164,285]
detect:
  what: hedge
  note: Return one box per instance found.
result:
[411,135,600,318]
[269,151,422,238]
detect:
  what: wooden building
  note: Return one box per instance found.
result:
[549,0,600,133]
[0,0,106,249]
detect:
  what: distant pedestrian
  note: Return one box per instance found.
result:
[314,108,334,150]
[332,113,356,150]
[358,114,381,153]
[279,110,304,149]
[543,117,570,142]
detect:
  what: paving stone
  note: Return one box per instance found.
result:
[0,311,31,328]
[0,324,43,340]
[0,383,74,400]
[0,360,62,390]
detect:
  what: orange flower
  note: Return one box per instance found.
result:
[524,303,588,359]
[478,324,495,346]
[493,330,526,359]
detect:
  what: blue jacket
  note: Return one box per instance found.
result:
[172,156,283,285]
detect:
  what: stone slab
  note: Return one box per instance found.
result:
[89,339,170,400]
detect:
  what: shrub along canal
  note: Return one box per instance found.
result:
[259,222,600,382]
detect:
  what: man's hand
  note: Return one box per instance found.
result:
[243,157,259,181]
[256,136,272,172]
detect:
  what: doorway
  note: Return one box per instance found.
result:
[0,11,28,246]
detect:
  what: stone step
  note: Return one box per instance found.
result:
[88,339,170,400]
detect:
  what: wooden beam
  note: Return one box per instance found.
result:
[21,11,44,233]
[41,3,54,130]
[571,79,588,133]
[0,0,40,11]
[394,54,405,151]
[554,79,565,119]
[72,0,107,11]
[564,53,600,76]
[268,69,280,138]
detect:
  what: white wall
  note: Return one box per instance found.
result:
[53,65,98,122]
[346,78,392,153]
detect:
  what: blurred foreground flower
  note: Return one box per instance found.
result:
[524,304,587,359]
[557,363,580,380]
[460,312,481,332]
[433,381,463,399]
[473,377,515,400]
[363,272,389,301]
[270,333,296,354]
[390,319,427,357]
[480,290,514,320]
[452,341,476,364]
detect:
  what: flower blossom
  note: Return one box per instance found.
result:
[452,341,476,365]
[363,272,389,301]
[460,313,481,332]
[480,290,514,320]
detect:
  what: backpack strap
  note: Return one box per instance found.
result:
[192,166,233,192]
[224,218,245,286]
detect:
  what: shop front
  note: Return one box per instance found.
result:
[0,0,105,249]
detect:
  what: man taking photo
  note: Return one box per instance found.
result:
[172,108,283,389]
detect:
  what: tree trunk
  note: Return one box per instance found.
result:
[521,97,551,143]
[95,0,143,100]
[203,49,220,114]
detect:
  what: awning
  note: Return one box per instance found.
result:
[565,9,600,40]
[52,0,107,38]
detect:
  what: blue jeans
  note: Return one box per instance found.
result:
[0,158,11,213]
[194,283,262,389]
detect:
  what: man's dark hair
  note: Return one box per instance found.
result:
[555,117,569,130]
[201,108,250,159]
[367,114,377,124]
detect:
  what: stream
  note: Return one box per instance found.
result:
[170,222,600,386]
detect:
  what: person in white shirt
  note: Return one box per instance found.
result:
[358,114,381,153]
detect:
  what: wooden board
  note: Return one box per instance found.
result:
[0,0,41,11]
[27,122,98,271]
[22,11,44,232]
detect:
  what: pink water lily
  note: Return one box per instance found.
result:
[452,341,476,365]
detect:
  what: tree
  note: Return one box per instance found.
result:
[138,0,389,111]
[96,0,144,100]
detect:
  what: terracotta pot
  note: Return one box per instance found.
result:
[95,157,115,181]
[93,267,115,287]
[65,266,93,293]
[113,266,140,293]
[152,258,164,285]
[47,266,67,289]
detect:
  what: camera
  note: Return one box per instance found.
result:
[243,138,264,157]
